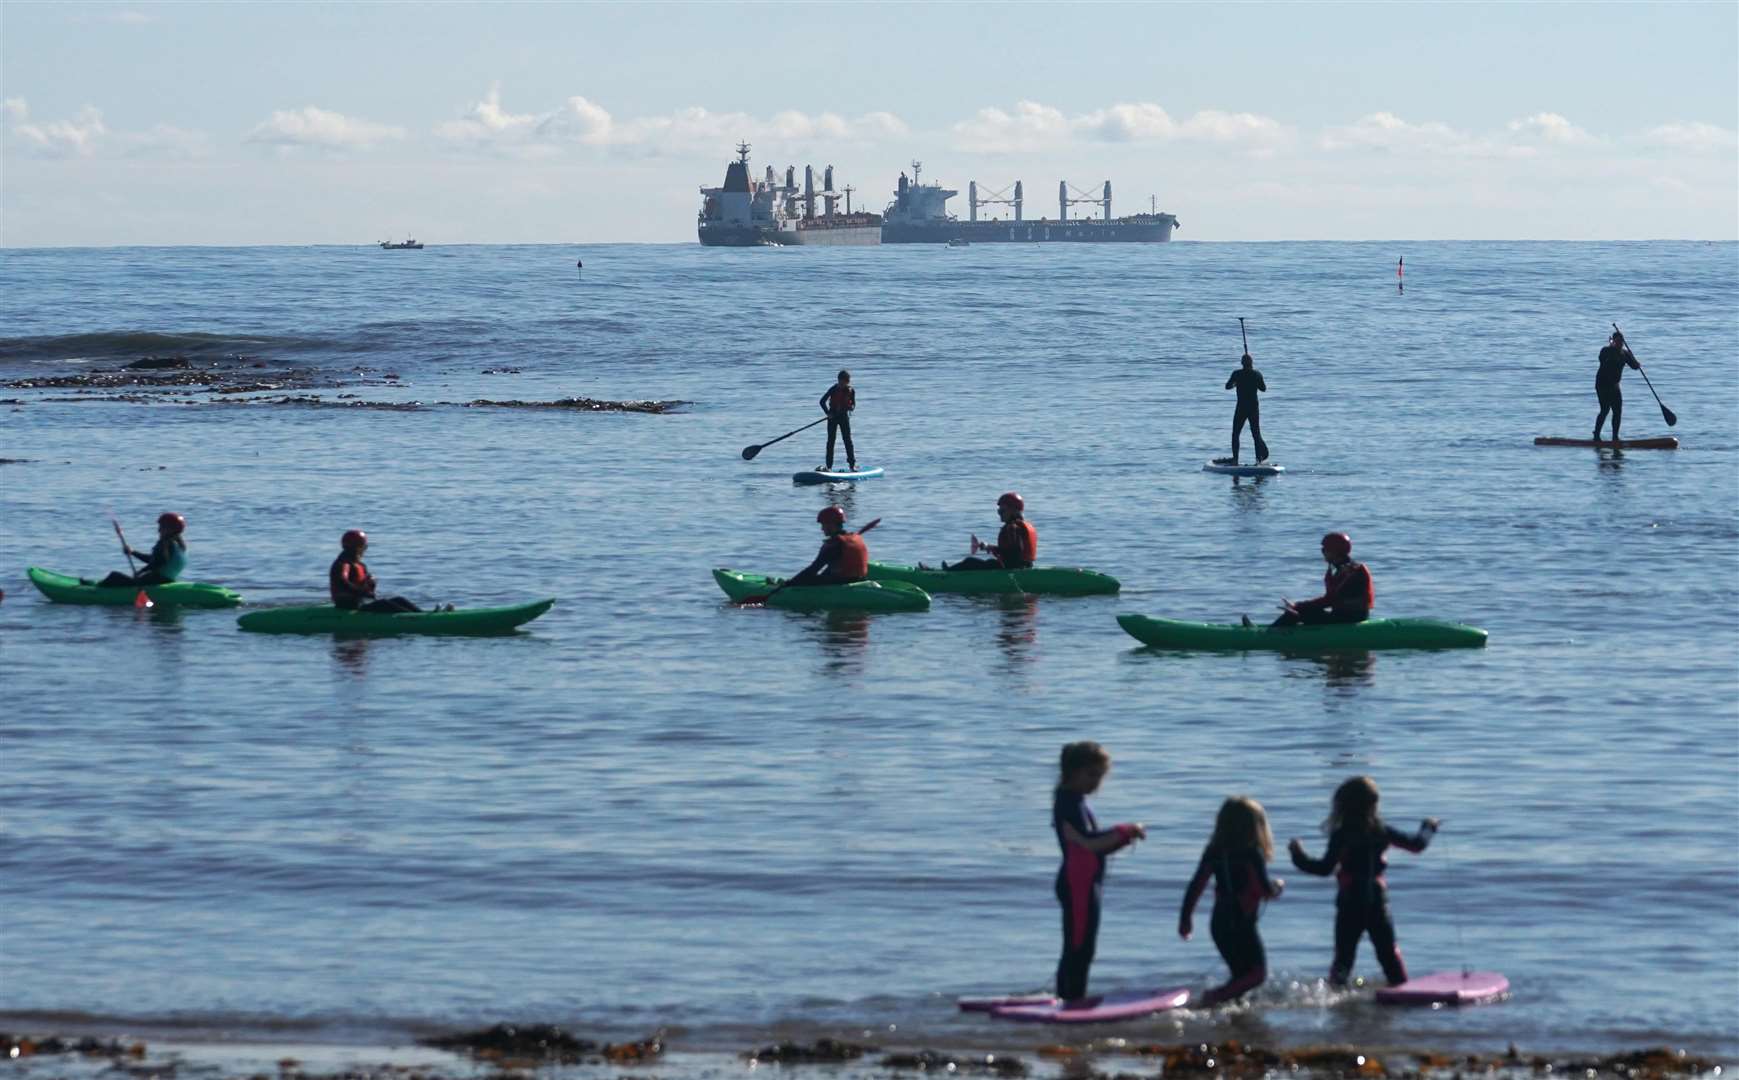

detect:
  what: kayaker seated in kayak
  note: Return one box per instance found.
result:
[1267,531,1372,628]
[945,492,1036,571]
[1594,329,1641,441]
[329,529,434,613]
[785,506,869,587]
[96,513,187,587]
[818,369,858,472]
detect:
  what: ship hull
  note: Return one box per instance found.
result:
[698,223,781,246]
[883,218,1175,244]
[789,224,882,246]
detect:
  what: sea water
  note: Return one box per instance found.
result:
[1,241,1735,1055]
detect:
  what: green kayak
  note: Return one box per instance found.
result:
[1117,613,1487,651]
[28,566,242,609]
[713,568,930,613]
[867,561,1119,597]
[238,599,554,636]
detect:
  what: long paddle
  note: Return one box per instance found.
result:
[1239,316,1249,356]
[741,415,829,461]
[741,518,882,605]
[1613,323,1677,427]
[110,517,152,609]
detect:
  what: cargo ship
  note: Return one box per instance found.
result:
[881,162,1177,243]
[697,144,881,246]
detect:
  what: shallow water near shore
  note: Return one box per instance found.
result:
[1,241,1736,1057]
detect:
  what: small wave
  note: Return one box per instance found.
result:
[0,331,333,365]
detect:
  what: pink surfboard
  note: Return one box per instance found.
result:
[1375,970,1509,1006]
[990,986,1192,1024]
[957,993,1059,1012]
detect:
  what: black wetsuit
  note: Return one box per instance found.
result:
[1594,344,1640,440]
[1179,844,1278,1003]
[99,536,184,588]
[1053,789,1133,1000]
[1291,820,1435,986]
[820,384,856,470]
[1226,367,1268,463]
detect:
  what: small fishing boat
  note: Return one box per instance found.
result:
[379,237,424,250]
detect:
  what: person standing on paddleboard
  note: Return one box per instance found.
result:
[785,506,870,587]
[1179,796,1284,1006]
[1268,532,1371,628]
[329,530,430,613]
[818,369,858,472]
[97,512,187,587]
[1594,329,1641,442]
[945,492,1036,571]
[1288,776,1437,988]
[1052,741,1145,1003]
[1217,353,1269,465]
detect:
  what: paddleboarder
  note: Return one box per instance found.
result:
[329,530,431,613]
[1594,329,1642,442]
[818,369,858,472]
[785,506,870,587]
[1288,776,1438,988]
[1267,531,1371,628]
[1052,741,1145,1003]
[1178,796,1284,1006]
[1215,353,1269,465]
[945,492,1036,571]
[96,512,187,587]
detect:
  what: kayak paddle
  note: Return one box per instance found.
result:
[110,517,152,609]
[742,415,830,461]
[1613,323,1676,427]
[740,518,882,604]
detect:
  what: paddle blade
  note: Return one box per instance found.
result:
[133,589,153,610]
[741,444,762,461]
[1661,405,1677,427]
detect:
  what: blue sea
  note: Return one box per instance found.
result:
[1,241,1736,1057]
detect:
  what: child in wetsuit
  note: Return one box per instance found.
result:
[329,529,424,613]
[1052,741,1145,1002]
[97,513,187,587]
[1288,776,1438,987]
[818,369,857,471]
[1178,796,1284,1005]
[1593,330,1641,441]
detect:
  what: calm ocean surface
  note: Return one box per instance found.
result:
[1,241,1735,1056]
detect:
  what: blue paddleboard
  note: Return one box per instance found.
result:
[1203,460,1284,477]
[793,465,884,485]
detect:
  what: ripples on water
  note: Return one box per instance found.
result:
[0,242,1735,1053]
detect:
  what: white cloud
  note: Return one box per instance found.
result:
[955,100,1288,153]
[952,101,1071,153]
[435,86,905,155]
[1643,121,1738,152]
[246,106,404,150]
[3,98,108,156]
[1507,112,1596,145]
[1321,111,1475,154]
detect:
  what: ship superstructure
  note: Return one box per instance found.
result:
[697,144,881,246]
[881,162,1178,243]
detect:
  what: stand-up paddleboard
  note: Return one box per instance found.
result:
[793,465,884,485]
[989,987,1191,1024]
[1375,970,1509,1006]
[1203,460,1284,477]
[1534,436,1677,449]
[957,993,1059,1013]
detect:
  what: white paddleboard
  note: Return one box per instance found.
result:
[1375,970,1509,1006]
[1203,460,1284,477]
[793,465,884,485]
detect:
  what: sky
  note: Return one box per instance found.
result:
[2,1,1736,245]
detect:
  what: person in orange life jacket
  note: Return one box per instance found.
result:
[1213,353,1269,465]
[1052,741,1145,1002]
[785,506,870,587]
[1268,531,1372,628]
[944,492,1037,571]
[329,530,436,613]
[1594,329,1642,441]
[97,512,188,587]
[818,369,858,471]
[1178,796,1284,1006]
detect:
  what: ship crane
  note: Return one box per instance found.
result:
[1060,180,1114,222]
[968,180,1024,222]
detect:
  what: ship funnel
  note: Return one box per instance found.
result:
[1014,180,1023,222]
[969,180,978,222]
[1059,180,1068,221]
[804,165,815,220]
[785,166,795,192]
[1103,181,1112,222]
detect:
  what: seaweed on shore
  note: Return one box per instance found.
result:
[880,1050,1028,1076]
[463,398,686,413]
[0,1033,146,1060]
[743,1038,875,1064]
[418,1023,663,1068]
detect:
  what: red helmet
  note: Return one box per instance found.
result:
[342,529,368,551]
[817,506,846,530]
[1321,531,1352,559]
[997,491,1024,512]
[157,512,186,533]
